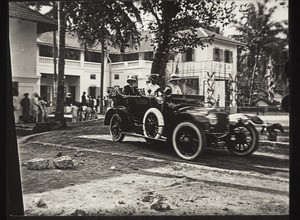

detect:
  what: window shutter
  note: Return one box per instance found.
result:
[213,48,216,61]
[220,49,224,62]
[182,52,186,62]
[229,51,233,63]
[192,49,195,61]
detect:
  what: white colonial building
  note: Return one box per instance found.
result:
[9,2,56,99]
[10,1,243,112]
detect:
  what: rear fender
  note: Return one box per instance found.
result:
[104,108,117,125]
[104,107,131,131]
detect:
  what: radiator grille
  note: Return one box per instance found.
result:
[211,112,228,133]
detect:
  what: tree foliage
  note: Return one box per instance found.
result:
[231,0,288,105]
[67,0,142,53]
[137,0,236,84]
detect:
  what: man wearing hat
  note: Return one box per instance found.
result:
[123,75,139,95]
[65,92,73,106]
[144,74,161,96]
[167,73,182,94]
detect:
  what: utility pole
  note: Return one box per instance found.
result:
[53,1,57,106]
[100,39,105,114]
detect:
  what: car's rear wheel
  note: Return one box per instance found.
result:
[172,121,206,161]
[110,114,125,142]
[227,123,258,156]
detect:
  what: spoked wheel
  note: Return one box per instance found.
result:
[227,123,258,156]
[143,108,164,139]
[144,113,159,138]
[172,121,206,161]
[109,114,125,142]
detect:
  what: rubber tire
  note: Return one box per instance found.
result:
[172,121,206,161]
[110,114,125,142]
[227,123,258,156]
[143,108,164,139]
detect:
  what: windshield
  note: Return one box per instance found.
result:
[168,77,199,95]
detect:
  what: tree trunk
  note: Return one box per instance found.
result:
[55,1,66,127]
[150,4,173,87]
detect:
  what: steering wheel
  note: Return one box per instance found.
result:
[163,86,172,97]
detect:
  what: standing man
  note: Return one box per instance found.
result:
[20,93,30,123]
[81,91,87,106]
[96,95,100,113]
[65,93,72,106]
[123,75,139,95]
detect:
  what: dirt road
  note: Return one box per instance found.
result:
[18,120,289,216]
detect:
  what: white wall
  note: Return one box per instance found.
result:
[9,17,41,101]
[10,18,37,79]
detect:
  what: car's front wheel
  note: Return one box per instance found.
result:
[172,121,206,161]
[226,123,258,156]
[110,114,125,142]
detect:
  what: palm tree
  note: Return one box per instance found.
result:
[232,0,288,104]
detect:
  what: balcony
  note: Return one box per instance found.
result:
[39,57,81,68]
[110,60,153,70]
[167,60,236,77]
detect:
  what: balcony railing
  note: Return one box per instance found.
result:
[167,60,236,76]
[84,62,101,69]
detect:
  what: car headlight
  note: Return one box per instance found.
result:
[207,113,218,125]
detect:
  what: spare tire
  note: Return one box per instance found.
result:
[143,108,164,139]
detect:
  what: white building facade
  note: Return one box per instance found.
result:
[9,2,57,101]
[10,1,242,112]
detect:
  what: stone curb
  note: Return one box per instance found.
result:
[18,131,53,145]
[17,118,105,143]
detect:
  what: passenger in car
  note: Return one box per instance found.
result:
[144,74,161,96]
[123,75,139,95]
[168,74,182,94]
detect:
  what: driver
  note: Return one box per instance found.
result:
[123,75,139,95]
[144,74,161,96]
[167,74,182,94]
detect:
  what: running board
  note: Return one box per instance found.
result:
[122,132,167,142]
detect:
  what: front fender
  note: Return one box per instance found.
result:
[229,113,263,125]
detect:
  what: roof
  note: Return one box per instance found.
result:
[202,28,245,46]
[37,30,153,53]
[37,31,99,50]
[9,2,57,33]
[37,27,243,52]
[109,30,153,53]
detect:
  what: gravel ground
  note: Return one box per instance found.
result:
[17,119,289,216]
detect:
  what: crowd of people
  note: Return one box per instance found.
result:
[64,91,101,123]
[12,74,185,124]
[13,90,49,124]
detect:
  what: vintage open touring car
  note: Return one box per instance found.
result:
[104,80,263,161]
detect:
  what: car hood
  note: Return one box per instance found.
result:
[174,105,221,115]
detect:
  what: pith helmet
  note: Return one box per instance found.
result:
[169,73,180,82]
[127,75,137,83]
